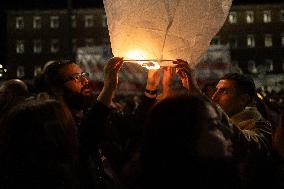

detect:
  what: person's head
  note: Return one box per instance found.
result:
[143,95,232,161]
[0,98,79,188]
[0,79,29,113]
[35,60,93,110]
[212,73,256,117]
[137,95,234,188]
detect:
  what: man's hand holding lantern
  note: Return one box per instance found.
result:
[98,57,124,107]
[173,59,202,95]
[145,69,161,98]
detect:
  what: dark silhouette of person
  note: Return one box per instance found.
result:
[121,95,239,189]
[33,58,124,189]
[0,79,29,117]
[0,98,80,189]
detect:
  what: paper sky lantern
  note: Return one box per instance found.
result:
[103,0,233,69]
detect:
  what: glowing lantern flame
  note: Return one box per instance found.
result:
[141,62,160,70]
[125,50,161,69]
[103,0,233,69]
[126,50,145,60]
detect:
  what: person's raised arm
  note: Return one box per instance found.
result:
[144,69,161,99]
[160,67,175,100]
[173,59,231,124]
[97,57,124,107]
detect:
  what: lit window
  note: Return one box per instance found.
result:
[51,39,59,53]
[247,35,255,48]
[248,60,257,74]
[210,36,221,45]
[264,34,273,47]
[281,34,284,46]
[246,11,254,24]
[265,59,273,72]
[228,11,237,24]
[102,14,108,27]
[85,15,94,28]
[71,15,76,28]
[50,16,60,28]
[281,10,284,22]
[33,16,41,29]
[263,11,271,23]
[72,38,77,52]
[85,38,94,47]
[34,65,42,77]
[16,40,24,54]
[33,40,42,53]
[16,17,24,29]
[16,66,25,78]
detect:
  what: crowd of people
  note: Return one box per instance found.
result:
[0,57,283,189]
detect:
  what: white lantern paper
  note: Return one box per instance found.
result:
[103,0,233,68]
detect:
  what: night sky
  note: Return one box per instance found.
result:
[0,0,103,9]
[0,0,283,10]
[0,0,282,65]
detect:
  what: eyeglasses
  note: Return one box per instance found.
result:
[63,72,90,83]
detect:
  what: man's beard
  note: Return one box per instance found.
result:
[63,89,95,111]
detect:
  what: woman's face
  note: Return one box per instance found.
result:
[196,103,233,158]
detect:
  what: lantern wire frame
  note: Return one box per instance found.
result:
[123,59,176,68]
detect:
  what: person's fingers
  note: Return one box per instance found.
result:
[149,69,159,74]
[175,67,182,74]
[170,67,175,74]
[106,57,123,68]
[148,69,160,79]
[173,59,188,65]
[175,61,193,75]
[173,63,188,70]
[162,67,168,71]
[176,69,186,79]
[104,57,123,75]
[114,58,124,72]
[176,59,188,64]
[163,67,170,74]
[175,64,188,74]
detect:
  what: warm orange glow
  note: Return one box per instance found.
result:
[141,61,160,70]
[125,50,160,70]
[257,92,264,100]
[126,50,146,60]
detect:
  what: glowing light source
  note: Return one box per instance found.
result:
[257,92,264,100]
[126,50,146,60]
[103,0,232,69]
[124,50,160,69]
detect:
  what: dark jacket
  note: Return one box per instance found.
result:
[219,105,272,188]
[229,106,272,157]
[77,100,112,189]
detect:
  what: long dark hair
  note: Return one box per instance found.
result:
[33,60,76,96]
[136,95,238,188]
[0,99,80,188]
